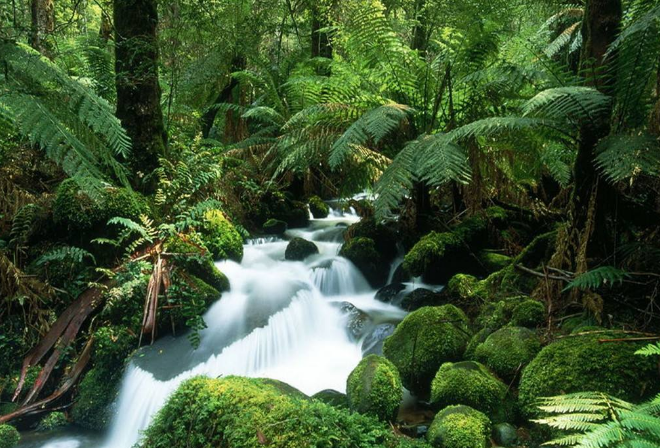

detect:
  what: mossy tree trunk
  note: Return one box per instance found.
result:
[30,0,54,58]
[114,0,167,190]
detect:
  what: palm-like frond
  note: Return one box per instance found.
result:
[563,266,630,291]
[594,134,660,183]
[522,87,611,125]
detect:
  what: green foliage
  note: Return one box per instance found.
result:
[535,392,660,448]
[0,424,20,448]
[636,342,660,357]
[594,134,660,183]
[347,355,403,422]
[430,361,508,420]
[473,327,541,382]
[37,412,68,431]
[139,376,396,448]
[0,42,130,194]
[519,332,659,417]
[563,266,630,292]
[200,209,244,261]
[383,305,471,395]
[427,405,491,448]
[36,246,96,266]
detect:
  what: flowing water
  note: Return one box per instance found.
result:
[22,205,420,448]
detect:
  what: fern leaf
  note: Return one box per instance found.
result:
[564,266,630,291]
[594,134,660,183]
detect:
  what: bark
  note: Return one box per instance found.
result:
[99,0,113,42]
[114,0,167,190]
[200,55,247,139]
[410,0,429,54]
[30,0,54,58]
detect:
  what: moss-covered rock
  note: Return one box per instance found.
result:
[403,208,506,283]
[340,237,389,288]
[139,376,394,448]
[383,305,471,396]
[308,196,329,219]
[285,237,319,261]
[312,389,349,408]
[519,332,659,417]
[427,405,491,448]
[510,300,545,327]
[464,327,495,359]
[475,296,527,330]
[430,361,508,419]
[473,327,541,382]
[478,251,512,272]
[345,218,398,262]
[164,232,230,292]
[53,179,149,235]
[0,425,19,448]
[347,355,403,421]
[446,274,486,303]
[201,210,244,261]
[37,411,68,431]
[263,218,287,235]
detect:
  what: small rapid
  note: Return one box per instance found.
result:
[26,205,407,448]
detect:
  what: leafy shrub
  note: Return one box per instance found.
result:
[37,412,68,431]
[0,424,20,448]
[347,355,403,421]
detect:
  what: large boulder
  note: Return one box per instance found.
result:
[344,218,398,262]
[383,305,471,396]
[338,302,371,341]
[139,376,394,448]
[164,232,230,292]
[200,210,243,262]
[308,196,329,219]
[340,237,389,288]
[262,218,287,235]
[519,332,659,417]
[285,237,319,261]
[430,361,510,421]
[375,283,406,303]
[347,355,403,421]
[473,327,541,382]
[427,405,491,448]
[0,425,19,448]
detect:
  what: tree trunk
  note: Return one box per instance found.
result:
[30,0,54,58]
[99,0,113,42]
[200,55,246,139]
[114,0,167,190]
[410,0,428,54]
[310,5,332,60]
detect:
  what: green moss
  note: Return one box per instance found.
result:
[201,210,244,261]
[285,237,319,261]
[478,251,512,272]
[427,405,491,448]
[139,376,395,448]
[447,274,486,302]
[463,327,495,359]
[511,300,545,327]
[383,305,471,396]
[345,218,398,262]
[403,231,461,278]
[0,424,19,448]
[308,196,329,219]
[340,237,388,287]
[430,361,507,419]
[37,412,68,431]
[263,218,287,235]
[347,355,403,421]
[53,179,149,233]
[519,332,660,417]
[475,296,527,330]
[312,389,349,408]
[473,327,541,382]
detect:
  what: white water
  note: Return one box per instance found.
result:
[31,206,406,448]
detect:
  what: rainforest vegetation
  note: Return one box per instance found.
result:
[1,0,660,447]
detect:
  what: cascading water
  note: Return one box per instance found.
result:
[24,205,407,448]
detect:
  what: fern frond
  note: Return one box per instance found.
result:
[36,246,96,265]
[522,87,611,125]
[636,343,660,357]
[594,134,660,183]
[564,266,630,291]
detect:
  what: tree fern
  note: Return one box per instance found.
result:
[636,343,660,357]
[522,87,611,126]
[594,134,660,183]
[563,266,630,292]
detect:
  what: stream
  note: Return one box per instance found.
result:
[20,204,429,448]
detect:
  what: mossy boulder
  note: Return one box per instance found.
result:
[478,251,512,272]
[340,237,389,288]
[464,327,495,359]
[446,274,486,304]
[308,196,329,219]
[511,300,545,327]
[312,389,349,408]
[200,210,244,261]
[475,296,527,330]
[37,411,68,431]
[403,208,506,283]
[344,218,398,262]
[53,179,149,235]
[0,425,19,448]
[164,232,230,292]
[383,305,472,396]
[263,218,287,235]
[427,405,491,448]
[139,376,394,448]
[347,355,403,421]
[519,332,660,417]
[285,237,319,261]
[473,327,541,382]
[430,361,508,420]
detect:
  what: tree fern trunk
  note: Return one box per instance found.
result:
[30,0,54,58]
[114,0,167,191]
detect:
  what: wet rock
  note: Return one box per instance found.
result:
[336,302,371,341]
[493,423,518,447]
[401,288,442,311]
[339,237,389,288]
[263,218,287,235]
[361,323,396,356]
[308,196,329,219]
[285,237,319,261]
[391,263,412,283]
[375,283,406,303]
